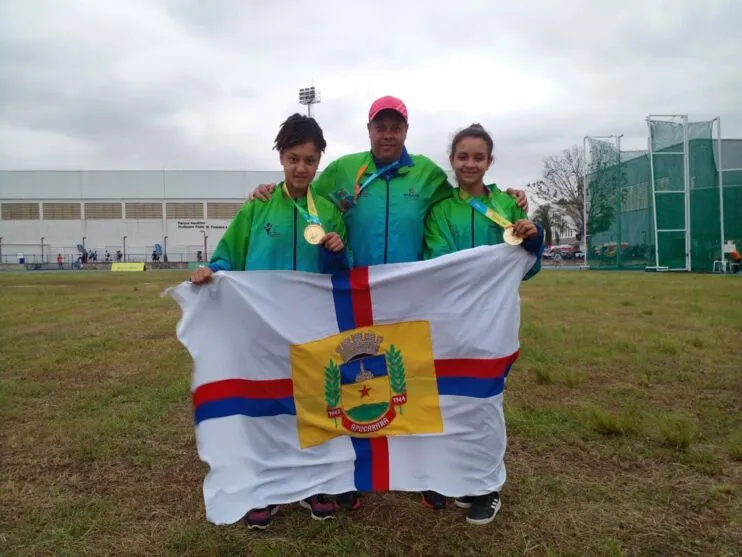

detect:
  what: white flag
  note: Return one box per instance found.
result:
[170,244,536,524]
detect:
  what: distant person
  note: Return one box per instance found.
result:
[729,248,741,273]
[57,254,63,270]
[152,250,158,262]
[190,113,349,529]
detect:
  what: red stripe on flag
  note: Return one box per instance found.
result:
[192,378,294,408]
[434,351,520,379]
[349,267,373,327]
[370,437,390,491]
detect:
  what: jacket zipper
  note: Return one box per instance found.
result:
[471,208,475,248]
[293,206,297,270]
[384,177,390,263]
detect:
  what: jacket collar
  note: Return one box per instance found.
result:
[365,146,414,176]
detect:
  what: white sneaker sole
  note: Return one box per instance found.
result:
[454,499,473,509]
[299,499,335,521]
[465,500,502,525]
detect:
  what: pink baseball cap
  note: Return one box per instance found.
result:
[368,95,408,122]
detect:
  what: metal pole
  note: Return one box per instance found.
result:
[308,103,312,118]
[716,117,725,265]
[682,115,691,271]
[123,236,127,261]
[647,117,661,269]
[616,135,623,269]
[0,236,3,263]
[41,236,45,264]
[582,136,589,267]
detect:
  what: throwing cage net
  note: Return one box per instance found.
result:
[585,115,735,272]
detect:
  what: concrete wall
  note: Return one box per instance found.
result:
[0,170,284,200]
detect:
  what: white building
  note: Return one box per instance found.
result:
[0,170,284,263]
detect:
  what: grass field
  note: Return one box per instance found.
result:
[1,270,741,557]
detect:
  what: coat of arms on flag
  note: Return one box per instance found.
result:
[291,322,443,448]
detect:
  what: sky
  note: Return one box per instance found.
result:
[1,0,741,189]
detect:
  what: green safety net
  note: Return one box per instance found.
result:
[586,139,654,269]
[687,122,722,273]
[649,120,687,270]
[586,118,732,272]
[724,168,742,254]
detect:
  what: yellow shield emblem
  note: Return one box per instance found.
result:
[291,321,443,448]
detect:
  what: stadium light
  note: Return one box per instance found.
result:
[298,86,321,117]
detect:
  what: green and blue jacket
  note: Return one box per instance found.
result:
[208,184,349,274]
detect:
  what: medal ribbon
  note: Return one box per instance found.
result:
[282,183,322,226]
[353,160,402,198]
[458,189,513,230]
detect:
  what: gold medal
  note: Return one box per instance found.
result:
[303,223,325,245]
[503,227,523,246]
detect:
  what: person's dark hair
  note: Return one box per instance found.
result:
[273,113,327,154]
[450,123,494,159]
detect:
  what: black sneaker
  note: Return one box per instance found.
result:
[244,505,279,529]
[454,495,475,509]
[421,490,447,510]
[335,491,361,511]
[466,492,501,525]
[299,494,335,521]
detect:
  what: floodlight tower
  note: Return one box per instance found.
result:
[298,86,321,117]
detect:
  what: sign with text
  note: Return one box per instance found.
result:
[176,221,227,231]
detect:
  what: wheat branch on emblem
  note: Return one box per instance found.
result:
[324,359,341,428]
[387,345,406,415]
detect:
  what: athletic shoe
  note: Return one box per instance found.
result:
[454,495,475,509]
[466,492,501,525]
[335,491,361,511]
[421,490,447,510]
[244,505,279,529]
[300,494,336,521]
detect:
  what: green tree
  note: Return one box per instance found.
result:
[532,203,555,246]
[528,143,620,241]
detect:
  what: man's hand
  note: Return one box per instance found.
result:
[320,232,344,253]
[506,188,529,213]
[511,219,538,240]
[190,266,214,285]
[248,183,277,202]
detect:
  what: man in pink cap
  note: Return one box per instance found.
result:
[249,96,528,511]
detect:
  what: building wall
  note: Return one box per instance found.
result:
[0,170,284,262]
